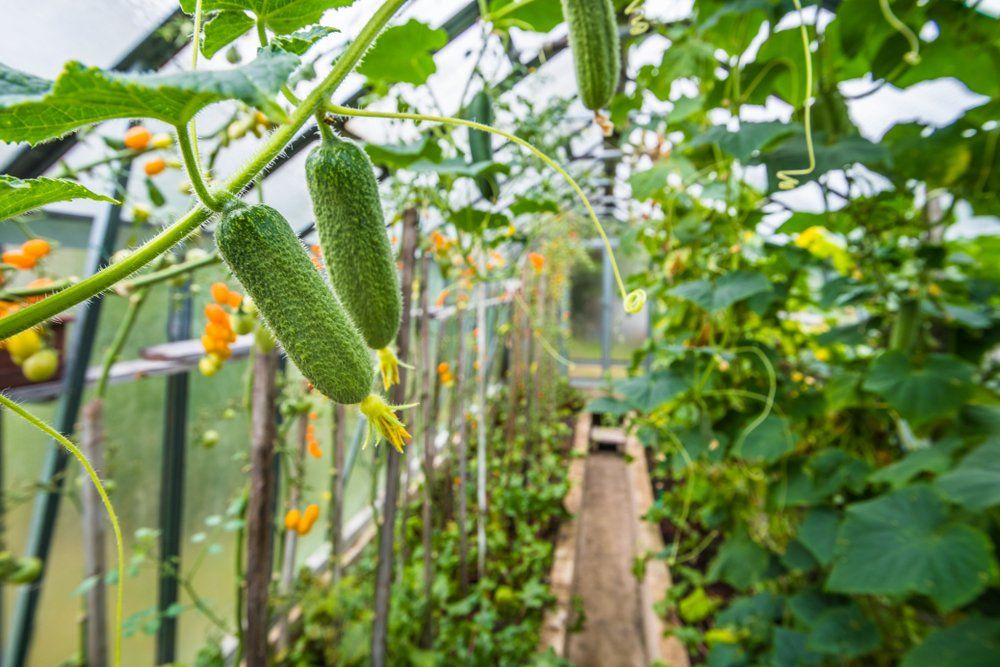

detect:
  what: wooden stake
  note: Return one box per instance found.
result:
[244,347,279,667]
[371,208,419,667]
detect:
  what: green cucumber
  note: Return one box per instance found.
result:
[562,0,621,111]
[305,135,402,350]
[467,90,499,202]
[215,202,373,404]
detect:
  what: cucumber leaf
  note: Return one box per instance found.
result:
[0,175,117,221]
[180,0,353,35]
[0,47,298,145]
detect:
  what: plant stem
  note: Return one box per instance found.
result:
[0,394,125,667]
[175,123,221,211]
[95,289,150,398]
[0,278,74,300]
[0,0,408,342]
[118,253,220,293]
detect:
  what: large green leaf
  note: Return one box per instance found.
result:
[806,604,881,658]
[670,271,772,312]
[357,20,447,86]
[826,485,998,611]
[201,11,256,58]
[687,122,796,163]
[734,415,796,463]
[0,175,117,221]
[447,207,509,235]
[936,442,1000,510]
[782,450,870,506]
[902,617,1000,667]
[708,532,775,590]
[867,438,963,489]
[796,508,838,567]
[863,352,976,424]
[364,136,442,170]
[487,0,563,32]
[180,0,352,35]
[768,628,823,667]
[614,370,689,413]
[407,158,509,179]
[0,48,298,144]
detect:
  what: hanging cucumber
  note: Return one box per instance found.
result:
[561,0,621,111]
[216,201,411,450]
[215,201,372,404]
[305,134,404,389]
[466,90,499,202]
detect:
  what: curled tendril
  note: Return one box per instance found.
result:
[775,0,816,191]
[624,289,647,314]
[879,0,921,66]
[324,103,646,316]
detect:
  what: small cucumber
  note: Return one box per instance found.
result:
[562,0,621,111]
[466,90,499,202]
[305,135,402,350]
[215,202,373,404]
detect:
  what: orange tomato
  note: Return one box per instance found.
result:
[205,322,231,340]
[210,282,230,304]
[144,157,166,176]
[2,251,35,270]
[204,303,229,325]
[124,126,152,150]
[226,291,242,309]
[21,239,51,258]
[284,509,301,531]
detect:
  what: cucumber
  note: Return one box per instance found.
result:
[562,0,621,111]
[215,202,373,405]
[305,135,402,350]
[466,90,499,202]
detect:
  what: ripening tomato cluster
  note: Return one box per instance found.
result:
[284,503,320,536]
[2,238,51,271]
[437,361,455,388]
[306,410,322,458]
[123,125,174,177]
[198,282,250,377]
[1,327,59,383]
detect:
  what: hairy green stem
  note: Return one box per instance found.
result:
[0,394,125,667]
[0,0,408,341]
[119,253,220,293]
[175,123,221,211]
[0,278,73,300]
[95,290,150,398]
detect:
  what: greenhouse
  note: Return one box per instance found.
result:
[0,0,997,665]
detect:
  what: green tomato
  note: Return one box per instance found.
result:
[201,429,221,449]
[6,329,42,362]
[22,348,58,383]
[231,312,255,336]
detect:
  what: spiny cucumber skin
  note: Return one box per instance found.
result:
[466,91,499,202]
[216,203,373,405]
[562,0,621,111]
[306,137,402,350]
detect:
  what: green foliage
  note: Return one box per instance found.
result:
[357,19,447,86]
[0,175,117,221]
[599,1,1000,664]
[216,202,373,403]
[0,47,297,144]
[305,135,401,350]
